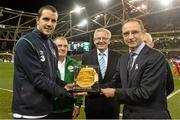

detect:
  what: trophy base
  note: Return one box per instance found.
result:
[72,88,100,93]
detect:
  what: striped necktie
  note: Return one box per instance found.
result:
[99,53,106,78]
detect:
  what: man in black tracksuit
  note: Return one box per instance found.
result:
[12,5,74,119]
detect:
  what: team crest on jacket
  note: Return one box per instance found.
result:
[39,50,45,62]
[68,65,74,72]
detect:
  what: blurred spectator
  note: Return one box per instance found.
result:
[172,56,180,79]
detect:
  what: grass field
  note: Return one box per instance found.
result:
[0,62,180,119]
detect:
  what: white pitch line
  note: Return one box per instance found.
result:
[167,89,180,99]
[0,88,13,92]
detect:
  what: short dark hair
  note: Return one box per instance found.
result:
[122,18,145,31]
[37,5,58,18]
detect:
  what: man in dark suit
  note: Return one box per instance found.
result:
[144,32,174,96]
[82,28,121,119]
[101,18,171,119]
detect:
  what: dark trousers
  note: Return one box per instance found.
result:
[85,96,120,119]
[86,111,119,119]
[46,110,73,119]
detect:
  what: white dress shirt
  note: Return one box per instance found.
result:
[58,58,66,81]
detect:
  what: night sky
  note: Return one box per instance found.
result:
[0,0,117,15]
[0,0,75,13]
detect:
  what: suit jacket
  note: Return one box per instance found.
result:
[166,62,174,96]
[82,49,121,119]
[113,45,171,119]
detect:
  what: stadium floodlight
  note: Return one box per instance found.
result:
[70,6,85,14]
[0,24,5,28]
[77,19,88,27]
[99,0,110,6]
[141,4,147,10]
[160,0,172,6]
[94,13,104,20]
[69,6,86,36]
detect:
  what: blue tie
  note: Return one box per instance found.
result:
[99,53,106,78]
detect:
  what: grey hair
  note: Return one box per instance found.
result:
[94,28,111,39]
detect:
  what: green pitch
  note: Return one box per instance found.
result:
[0,63,13,119]
[0,63,180,119]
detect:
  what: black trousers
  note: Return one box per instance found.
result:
[46,110,73,119]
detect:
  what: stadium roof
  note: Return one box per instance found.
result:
[0,0,72,12]
[0,0,180,42]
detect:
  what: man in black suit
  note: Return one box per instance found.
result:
[144,32,174,96]
[101,18,171,119]
[82,28,121,119]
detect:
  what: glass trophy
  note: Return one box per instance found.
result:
[73,65,100,92]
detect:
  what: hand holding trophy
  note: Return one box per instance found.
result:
[101,88,116,98]
[64,83,75,91]
[64,83,88,98]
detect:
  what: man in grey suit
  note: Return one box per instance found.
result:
[101,18,171,119]
[82,28,121,119]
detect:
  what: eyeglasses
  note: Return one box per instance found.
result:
[122,30,140,37]
[94,37,110,41]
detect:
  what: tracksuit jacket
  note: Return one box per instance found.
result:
[12,29,73,116]
[52,57,82,113]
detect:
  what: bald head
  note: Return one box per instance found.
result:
[144,33,154,48]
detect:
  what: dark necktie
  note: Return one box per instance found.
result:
[127,52,136,80]
[128,52,136,71]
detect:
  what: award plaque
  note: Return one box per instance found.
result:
[73,65,100,92]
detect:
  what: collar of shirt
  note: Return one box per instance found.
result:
[129,42,145,55]
[97,49,108,57]
[33,28,50,40]
[58,58,66,65]
[129,42,145,67]
[58,58,66,81]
